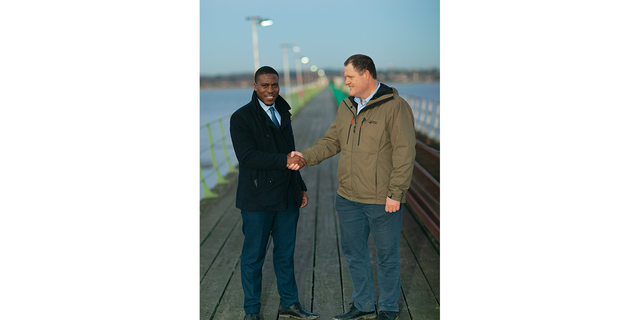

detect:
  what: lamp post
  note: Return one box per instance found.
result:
[246,16,273,71]
[281,44,298,99]
[281,45,300,100]
[301,56,310,94]
[295,56,303,101]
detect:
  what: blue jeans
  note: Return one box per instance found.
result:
[240,187,300,314]
[334,193,403,313]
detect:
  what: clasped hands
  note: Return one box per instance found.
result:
[286,151,305,171]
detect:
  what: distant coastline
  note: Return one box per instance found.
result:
[200,68,439,90]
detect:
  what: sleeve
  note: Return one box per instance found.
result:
[300,113,342,166]
[386,99,417,202]
[230,111,287,170]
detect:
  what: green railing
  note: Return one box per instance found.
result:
[199,116,237,199]
[200,81,327,200]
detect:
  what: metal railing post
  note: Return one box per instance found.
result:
[421,100,433,136]
[206,123,229,185]
[419,99,430,134]
[200,166,218,199]
[428,101,440,139]
[219,117,237,173]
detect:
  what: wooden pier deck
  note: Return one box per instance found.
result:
[200,87,440,320]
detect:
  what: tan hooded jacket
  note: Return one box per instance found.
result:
[301,83,416,204]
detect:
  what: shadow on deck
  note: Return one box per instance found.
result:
[200,87,440,320]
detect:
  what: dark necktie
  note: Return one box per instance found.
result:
[269,106,280,129]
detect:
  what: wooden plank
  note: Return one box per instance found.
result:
[294,157,320,311]
[311,155,343,317]
[210,229,271,320]
[407,185,440,224]
[414,140,439,182]
[401,209,439,302]
[398,233,440,320]
[408,175,439,221]
[412,163,440,201]
[200,220,244,320]
[406,194,440,242]
[211,259,245,320]
[200,170,239,245]
[200,210,241,281]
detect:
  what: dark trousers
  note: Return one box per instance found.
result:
[240,187,300,314]
[334,192,403,313]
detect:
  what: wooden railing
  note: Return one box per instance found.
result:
[406,139,440,243]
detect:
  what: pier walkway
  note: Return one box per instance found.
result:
[200,87,440,320]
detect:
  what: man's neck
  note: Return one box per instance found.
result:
[358,81,380,100]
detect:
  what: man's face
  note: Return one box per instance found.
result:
[344,63,369,99]
[254,73,279,105]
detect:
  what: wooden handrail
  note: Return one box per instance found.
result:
[406,140,440,242]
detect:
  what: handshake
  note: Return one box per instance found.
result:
[286,151,306,171]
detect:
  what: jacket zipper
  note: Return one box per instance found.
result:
[357,117,366,146]
[346,117,354,145]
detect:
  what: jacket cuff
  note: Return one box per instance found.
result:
[387,191,406,202]
[279,153,288,169]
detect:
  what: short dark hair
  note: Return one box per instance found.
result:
[344,54,377,79]
[254,66,279,83]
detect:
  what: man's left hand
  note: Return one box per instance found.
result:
[385,197,400,213]
[300,191,308,208]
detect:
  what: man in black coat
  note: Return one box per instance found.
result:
[229,66,319,320]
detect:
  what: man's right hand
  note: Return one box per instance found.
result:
[287,151,306,171]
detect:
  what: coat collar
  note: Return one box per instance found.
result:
[346,82,395,114]
[251,90,292,129]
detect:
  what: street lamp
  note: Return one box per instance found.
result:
[281,44,298,99]
[246,16,273,71]
[295,56,304,101]
[301,56,310,91]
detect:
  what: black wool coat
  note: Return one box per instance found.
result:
[229,91,307,211]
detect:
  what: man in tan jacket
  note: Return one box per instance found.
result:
[291,54,416,320]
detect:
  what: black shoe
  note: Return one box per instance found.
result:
[375,311,398,320]
[279,302,319,319]
[245,312,263,320]
[333,302,376,320]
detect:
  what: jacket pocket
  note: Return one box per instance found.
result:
[249,170,267,191]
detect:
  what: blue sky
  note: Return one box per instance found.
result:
[200,0,439,76]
